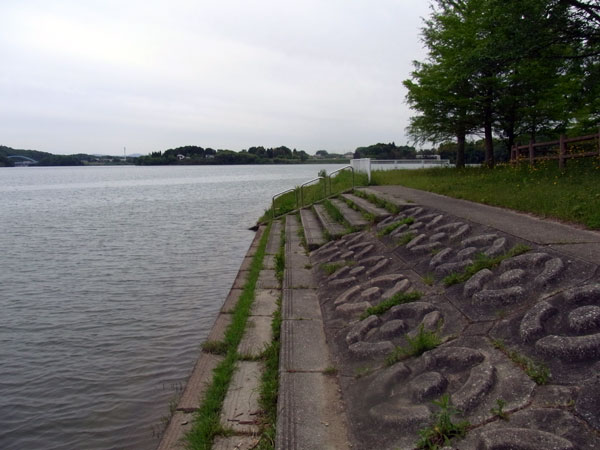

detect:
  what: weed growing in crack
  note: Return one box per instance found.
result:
[443,244,531,286]
[423,273,435,286]
[360,291,422,319]
[377,217,415,237]
[386,324,442,366]
[492,339,550,385]
[490,398,509,420]
[323,366,338,376]
[397,232,416,246]
[201,340,228,355]
[416,394,470,449]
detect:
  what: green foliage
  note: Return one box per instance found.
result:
[352,189,400,214]
[136,145,310,165]
[404,0,600,167]
[423,273,435,286]
[490,398,509,421]
[386,324,442,366]
[360,291,422,320]
[377,217,415,237]
[320,262,347,276]
[492,339,550,385]
[416,394,470,449]
[397,232,416,246]
[371,161,600,229]
[323,199,346,225]
[323,366,338,376]
[354,142,417,159]
[442,244,531,286]
[201,340,228,355]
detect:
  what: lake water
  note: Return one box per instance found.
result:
[0,164,342,450]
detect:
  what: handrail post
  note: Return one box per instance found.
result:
[529,140,534,165]
[559,134,566,170]
[272,187,297,220]
[300,177,325,208]
[325,165,354,197]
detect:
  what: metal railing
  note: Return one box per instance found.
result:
[326,165,354,196]
[271,188,297,220]
[300,177,326,207]
[270,167,357,219]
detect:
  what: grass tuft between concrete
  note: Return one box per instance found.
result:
[185,223,271,450]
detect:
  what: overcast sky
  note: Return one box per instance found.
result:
[0,0,432,156]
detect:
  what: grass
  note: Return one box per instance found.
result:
[352,189,400,214]
[492,339,550,385]
[354,367,374,378]
[416,394,470,449]
[320,261,349,276]
[260,169,368,222]
[423,273,435,286]
[370,157,600,229]
[376,217,415,237]
[490,398,509,421]
[274,222,286,284]
[442,244,531,286]
[186,223,271,450]
[252,219,286,449]
[397,232,416,246]
[323,366,338,376]
[386,324,442,366]
[360,291,422,320]
[201,340,228,355]
[255,296,282,449]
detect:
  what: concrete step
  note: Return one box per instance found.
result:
[356,186,416,210]
[341,193,391,221]
[314,203,347,239]
[276,214,350,450]
[299,208,326,250]
[329,198,369,229]
[220,361,263,433]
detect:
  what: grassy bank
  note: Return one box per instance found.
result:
[261,169,369,221]
[371,158,600,229]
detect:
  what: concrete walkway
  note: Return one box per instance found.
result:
[360,186,600,264]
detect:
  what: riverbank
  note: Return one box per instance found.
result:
[161,184,600,449]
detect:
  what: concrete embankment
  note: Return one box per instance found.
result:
[158,224,278,449]
[160,184,600,449]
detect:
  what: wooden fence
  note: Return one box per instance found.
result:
[511,131,600,169]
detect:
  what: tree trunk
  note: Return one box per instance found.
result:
[456,127,466,168]
[484,105,495,168]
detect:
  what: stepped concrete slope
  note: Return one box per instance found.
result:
[157,222,281,450]
[341,193,391,221]
[300,208,326,250]
[314,203,346,238]
[276,215,350,450]
[310,186,600,449]
[330,198,368,229]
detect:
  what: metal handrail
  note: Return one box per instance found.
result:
[300,177,325,208]
[272,188,297,219]
[326,165,354,196]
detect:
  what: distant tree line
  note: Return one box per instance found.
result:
[404,0,600,167]
[0,145,131,167]
[134,145,312,165]
[353,142,418,159]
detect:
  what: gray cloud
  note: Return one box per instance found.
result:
[0,0,430,155]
